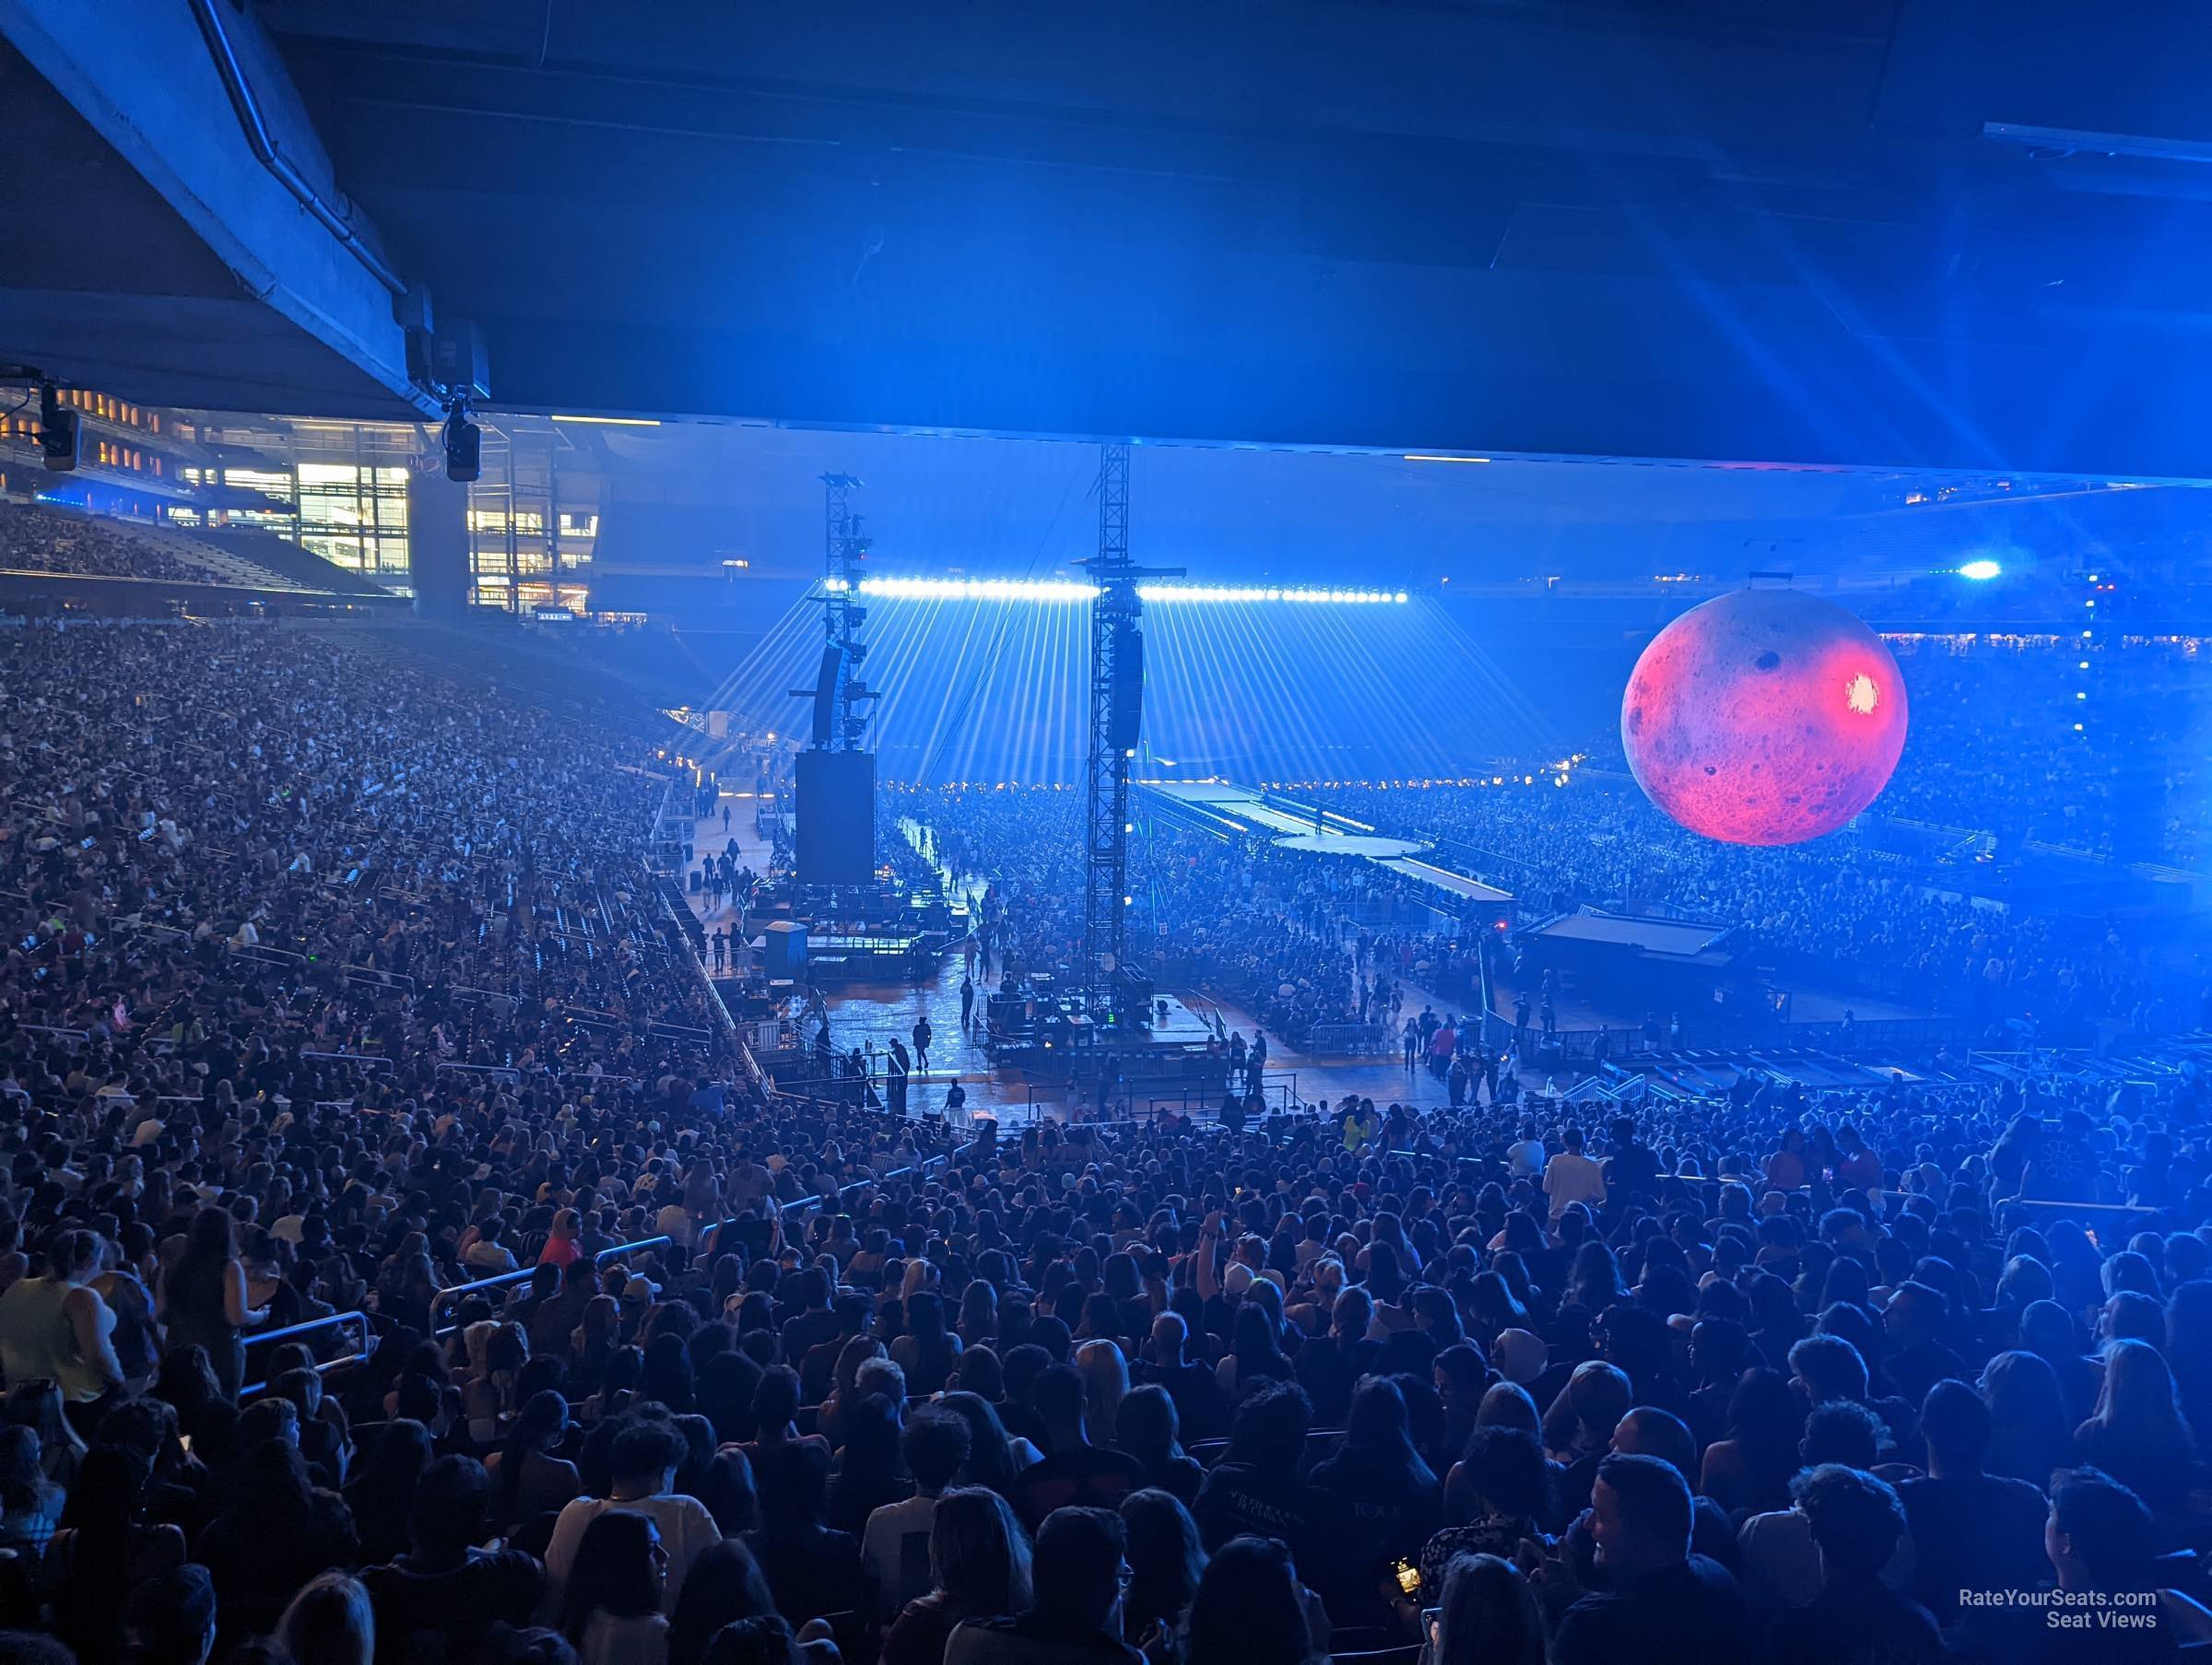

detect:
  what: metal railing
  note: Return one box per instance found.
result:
[412,1149,969,1343]
[429,1233,678,1332]
[239,1309,371,1400]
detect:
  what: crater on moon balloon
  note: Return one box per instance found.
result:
[1620,589,1910,846]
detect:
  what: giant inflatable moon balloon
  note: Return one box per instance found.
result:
[1621,589,1908,846]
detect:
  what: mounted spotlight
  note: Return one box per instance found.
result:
[441,400,480,483]
[38,382,78,473]
[1958,558,2003,581]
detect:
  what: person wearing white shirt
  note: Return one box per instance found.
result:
[542,1423,721,1620]
[863,1408,972,1615]
[653,1202,694,1251]
[1543,1126,1606,1221]
[1507,1123,1547,1181]
[462,1221,520,1273]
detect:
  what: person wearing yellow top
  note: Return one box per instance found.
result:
[1342,1105,1375,1153]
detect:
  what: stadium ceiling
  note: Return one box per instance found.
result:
[11,1,2212,476]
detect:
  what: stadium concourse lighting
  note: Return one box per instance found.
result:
[828,576,1408,604]
[1958,558,2004,580]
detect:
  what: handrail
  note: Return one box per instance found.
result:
[183,0,409,299]
[777,1149,959,1222]
[430,1233,679,1328]
[239,1308,371,1400]
[427,1155,968,1335]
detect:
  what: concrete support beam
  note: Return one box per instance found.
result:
[0,0,435,416]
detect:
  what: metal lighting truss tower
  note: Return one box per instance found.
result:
[1081,442,1181,1023]
[819,472,874,747]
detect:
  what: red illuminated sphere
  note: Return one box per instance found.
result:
[1621,589,1908,846]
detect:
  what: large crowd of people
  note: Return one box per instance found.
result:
[0,599,2209,1665]
[1307,773,2205,1044]
[0,504,219,587]
[1848,644,2212,868]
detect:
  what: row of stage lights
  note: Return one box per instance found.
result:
[885,775,1588,791]
[824,577,1408,604]
[1263,776,1578,791]
[2077,569,2112,734]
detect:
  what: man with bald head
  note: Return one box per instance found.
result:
[1609,1407,1741,1572]
[1553,1453,1752,1665]
[1133,1310,1227,1442]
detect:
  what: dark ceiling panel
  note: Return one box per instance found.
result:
[10,1,2212,471]
[0,40,422,417]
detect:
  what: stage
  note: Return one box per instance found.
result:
[1141,780,1517,924]
[687,786,1523,1124]
[1495,905,1956,1062]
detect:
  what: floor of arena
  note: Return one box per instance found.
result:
[681,813,1491,1123]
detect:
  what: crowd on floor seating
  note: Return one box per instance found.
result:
[3,609,2212,1665]
[1307,776,2206,1044]
[913,791,1453,1053]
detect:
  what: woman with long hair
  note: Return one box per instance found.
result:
[0,1424,64,1563]
[814,1338,883,1452]
[1561,1242,1628,1316]
[1310,1376,1442,1623]
[882,1487,1032,1665]
[562,1510,670,1665]
[740,1441,867,1632]
[2021,1298,2107,1427]
[1465,1272,1530,1354]
[276,1571,377,1665]
[745,1366,809,1460]
[1429,1552,1544,1665]
[1427,1420,1551,1585]
[890,1290,963,1397]
[162,1206,265,1401]
[641,1332,697,1414]
[697,1351,762,1447]
[375,1236,441,1338]
[1076,1339,1130,1448]
[1181,1536,1324,1665]
[465,1320,530,1443]
[2169,1280,2212,1439]
[1433,1343,1490,1465]
[1114,1385,1201,1507]
[1218,1305,1293,1403]
[666,1538,780,1665]
[936,1390,1032,1493]
[1119,1488,1206,1655]
[198,1438,359,1643]
[828,1392,912,1536]
[2075,1338,2198,1513]
[345,1418,434,1566]
[957,1280,999,1352]
[1697,1368,1805,1518]
[1981,1349,2080,1489]
[47,1445,186,1658]
[491,1390,582,1534]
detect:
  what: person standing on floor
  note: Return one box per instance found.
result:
[888,1038,912,1116]
[913,1015,934,1074]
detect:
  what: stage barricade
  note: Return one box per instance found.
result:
[1305,1021,1388,1054]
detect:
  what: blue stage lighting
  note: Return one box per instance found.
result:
[1959,558,2003,580]
[832,576,1407,604]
